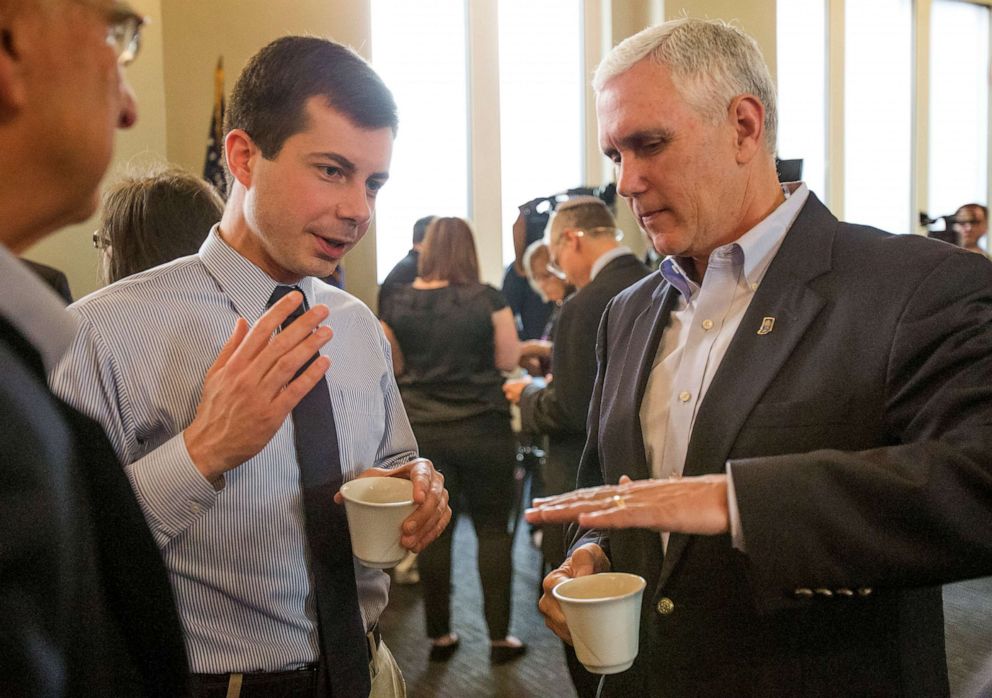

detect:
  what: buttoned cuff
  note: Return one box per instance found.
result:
[126,433,219,546]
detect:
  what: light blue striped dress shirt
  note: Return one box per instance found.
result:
[50,227,418,673]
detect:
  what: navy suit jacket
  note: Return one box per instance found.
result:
[574,194,992,697]
[0,318,189,696]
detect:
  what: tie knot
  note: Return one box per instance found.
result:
[267,285,307,327]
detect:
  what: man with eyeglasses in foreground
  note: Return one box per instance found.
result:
[0,1,189,695]
[503,196,648,697]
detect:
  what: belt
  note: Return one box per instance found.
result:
[189,665,318,698]
[190,625,382,698]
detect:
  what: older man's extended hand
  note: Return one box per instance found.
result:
[525,474,731,535]
[335,458,451,552]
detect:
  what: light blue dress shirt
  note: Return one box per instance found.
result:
[51,227,418,673]
[638,183,810,549]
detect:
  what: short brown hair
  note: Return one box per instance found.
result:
[418,217,481,285]
[99,167,224,284]
[225,36,398,159]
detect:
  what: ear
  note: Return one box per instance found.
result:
[225,129,258,188]
[0,19,28,115]
[729,95,766,165]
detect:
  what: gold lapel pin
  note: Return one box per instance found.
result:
[757,317,775,335]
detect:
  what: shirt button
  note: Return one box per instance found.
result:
[190,502,202,515]
[794,588,814,599]
[656,597,675,615]
[678,391,691,403]
[701,319,714,330]
[750,282,759,291]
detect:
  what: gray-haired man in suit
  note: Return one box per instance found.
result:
[529,17,992,698]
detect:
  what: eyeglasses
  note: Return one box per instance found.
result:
[103,3,146,66]
[954,218,984,228]
[546,226,623,277]
[92,230,111,250]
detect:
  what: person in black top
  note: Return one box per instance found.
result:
[377,214,435,315]
[380,216,528,664]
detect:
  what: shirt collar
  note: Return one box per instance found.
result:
[590,245,632,281]
[0,244,78,373]
[199,225,316,322]
[659,182,809,299]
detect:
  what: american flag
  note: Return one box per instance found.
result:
[203,57,227,198]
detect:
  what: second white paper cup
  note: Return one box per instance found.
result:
[553,572,646,674]
[339,476,416,568]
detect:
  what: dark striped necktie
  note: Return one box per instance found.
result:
[267,285,369,697]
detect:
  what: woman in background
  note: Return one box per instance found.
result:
[380,217,526,664]
[95,166,224,283]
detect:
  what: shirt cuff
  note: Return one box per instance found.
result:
[725,461,746,552]
[126,433,219,545]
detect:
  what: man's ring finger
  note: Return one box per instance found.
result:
[612,494,626,509]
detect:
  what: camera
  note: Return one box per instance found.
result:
[518,183,618,245]
[919,211,960,246]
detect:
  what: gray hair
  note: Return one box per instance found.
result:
[546,196,618,246]
[593,17,778,153]
[521,240,550,297]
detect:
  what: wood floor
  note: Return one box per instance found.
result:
[379,515,992,698]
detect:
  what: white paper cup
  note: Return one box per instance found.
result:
[339,477,416,568]
[552,572,646,674]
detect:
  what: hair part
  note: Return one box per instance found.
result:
[593,17,778,153]
[417,217,481,285]
[225,35,398,160]
[412,215,436,245]
[99,166,224,284]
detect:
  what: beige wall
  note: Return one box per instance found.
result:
[23,0,168,299]
[25,0,783,306]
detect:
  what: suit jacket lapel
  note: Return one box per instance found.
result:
[658,194,838,588]
[615,280,680,482]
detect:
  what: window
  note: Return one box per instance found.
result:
[844,0,914,234]
[497,0,584,265]
[370,0,469,282]
[777,0,828,199]
[928,0,990,219]
[371,0,584,280]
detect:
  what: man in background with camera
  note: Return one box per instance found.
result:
[504,195,648,697]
